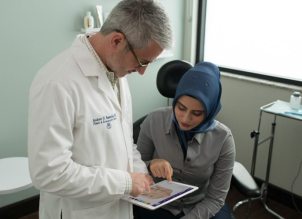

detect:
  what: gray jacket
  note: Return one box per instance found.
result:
[137,107,235,219]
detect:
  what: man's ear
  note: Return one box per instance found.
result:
[111,32,124,49]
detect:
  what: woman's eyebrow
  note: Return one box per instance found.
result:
[178,101,204,112]
[192,109,205,113]
[177,101,187,108]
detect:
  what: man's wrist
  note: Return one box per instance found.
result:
[124,172,132,195]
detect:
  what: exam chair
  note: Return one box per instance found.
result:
[133,59,193,144]
[133,59,192,144]
[133,60,192,150]
[132,60,261,216]
[232,161,261,213]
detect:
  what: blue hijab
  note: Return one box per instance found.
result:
[172,62,222,153]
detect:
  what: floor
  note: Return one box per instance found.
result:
[226,186,302,219]
[19,186,302,219]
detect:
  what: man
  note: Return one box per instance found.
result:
[27,0,172,218]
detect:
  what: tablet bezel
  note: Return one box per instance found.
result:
[122,180,198,210]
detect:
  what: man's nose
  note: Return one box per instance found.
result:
[136,66,147,75]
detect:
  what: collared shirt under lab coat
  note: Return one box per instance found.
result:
[28,35,147,219]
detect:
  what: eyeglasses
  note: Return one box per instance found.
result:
[115,30,151,68]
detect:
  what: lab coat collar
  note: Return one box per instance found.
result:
[71,34,107,77]
[71,35,122,111]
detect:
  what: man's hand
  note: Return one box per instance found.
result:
[130,173,153,197]
[149,159,173,181]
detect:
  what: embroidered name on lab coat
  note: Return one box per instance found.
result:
[93,113,117,129]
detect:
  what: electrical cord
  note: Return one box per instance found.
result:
[290,158,302,215]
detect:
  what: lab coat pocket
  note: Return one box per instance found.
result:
[71,201,116,219]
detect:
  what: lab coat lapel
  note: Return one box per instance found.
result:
[96,73,121,112]
[119,78,131,118]
[72,35,121,111]
[119,77,133,171]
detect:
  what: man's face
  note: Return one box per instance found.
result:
[110,32,163,78]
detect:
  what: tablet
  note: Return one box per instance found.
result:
[122,180,198,210]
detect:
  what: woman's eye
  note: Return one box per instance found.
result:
[177,104,186,111]
[192,111,204,117]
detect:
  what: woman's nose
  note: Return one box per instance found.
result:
[182,112,191,122]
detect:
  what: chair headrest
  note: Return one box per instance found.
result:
[156,60,193,98]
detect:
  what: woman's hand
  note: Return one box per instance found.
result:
[149,159,173,181]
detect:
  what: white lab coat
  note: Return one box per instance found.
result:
[28,35,147,219]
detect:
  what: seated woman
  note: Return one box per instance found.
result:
[134,62,235,219]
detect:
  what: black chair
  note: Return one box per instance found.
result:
[132,60,259,217]
[156,60,193,98]
[133,59,192,145]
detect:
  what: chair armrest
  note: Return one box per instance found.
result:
[232,161,261,197]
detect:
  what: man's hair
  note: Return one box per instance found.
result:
[100,0,172,50]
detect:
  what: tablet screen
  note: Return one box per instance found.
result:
[122,180,198,210]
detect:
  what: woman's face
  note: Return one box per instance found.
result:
[174,95,205,131]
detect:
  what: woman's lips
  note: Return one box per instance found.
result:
[180,122,191,128]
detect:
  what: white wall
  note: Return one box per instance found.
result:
[218,74,302,197]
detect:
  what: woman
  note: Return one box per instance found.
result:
[135,62,235,219]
